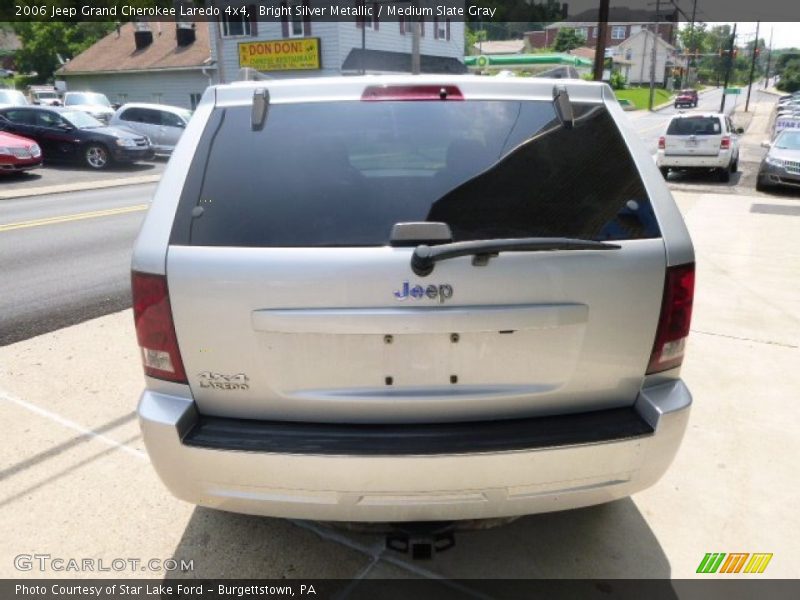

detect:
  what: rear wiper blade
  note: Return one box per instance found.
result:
[410,237,621,277]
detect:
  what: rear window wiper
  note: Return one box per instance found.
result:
[411,237,621,276]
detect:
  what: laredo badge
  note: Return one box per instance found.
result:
[198,372,250,391]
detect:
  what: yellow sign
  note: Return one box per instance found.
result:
[238,38,321,71]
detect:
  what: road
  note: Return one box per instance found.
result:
[0,184,153,346]
[625,86,735,154]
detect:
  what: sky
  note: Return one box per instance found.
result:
[694,23,799,50]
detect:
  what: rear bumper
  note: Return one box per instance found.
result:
[657,151,731,169]
[138,381,691,522]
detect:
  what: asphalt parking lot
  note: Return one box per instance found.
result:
[0,158,165,198]
[1,93,798,587]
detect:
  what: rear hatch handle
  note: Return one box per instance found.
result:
[410,237,621,277]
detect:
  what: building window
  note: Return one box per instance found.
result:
[355,1,378,29]
[611,26,627,40]
[289,1,304,37]
[575,27,588,40]
[190,93,202,110]
[221,11,251,37]
[117,93,128,105]
[152,93,163,104]
[434,17,449,40]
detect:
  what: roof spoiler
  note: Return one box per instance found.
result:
[251,88,270,131]
[552,85,574,130]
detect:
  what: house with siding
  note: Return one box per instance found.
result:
[210,0,465,82]
[614,29,678,86]
[527,8,677,50]
[56,21,216,110]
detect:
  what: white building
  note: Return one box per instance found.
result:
[57,22,216,110]
[210,0,466,82]
[614,29,678,86]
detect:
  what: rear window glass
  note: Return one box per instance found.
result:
[171,100,659,247]
[667,116,721,136]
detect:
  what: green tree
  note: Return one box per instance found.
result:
[465,25,488,55]
[553,29,585,52]
[678,22,708,57]
[12,22,114,83]
[774,50,800,77]
[777,58,800,92]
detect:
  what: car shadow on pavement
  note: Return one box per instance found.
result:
[167,498,672,582]
[42,161,158,174]
[665,170,743,187]
[0,171,43,184]
[166,507,375,579]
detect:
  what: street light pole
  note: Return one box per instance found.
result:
[763,27,774,89]
[745,21,759,112]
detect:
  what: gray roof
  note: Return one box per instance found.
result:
[342,49,467,75]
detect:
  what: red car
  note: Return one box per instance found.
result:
[674,89,699,109]
[0,131,42,173]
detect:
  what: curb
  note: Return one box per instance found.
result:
[0,174,161,200]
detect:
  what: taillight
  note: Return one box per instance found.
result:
[361,85,464,101]
[658,136,665,150]
[132,271,187,383]
[720,136,731,149]
[647,263,695,374]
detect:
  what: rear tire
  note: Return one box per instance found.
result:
[731,158,738,173]
[659,167,669,179]
[84,144,110,170]
[718,166,731,183]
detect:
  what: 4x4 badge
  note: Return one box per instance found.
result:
[394,281,453,304]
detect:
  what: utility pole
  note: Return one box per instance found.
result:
[719,23,737,113]
[745,21,760,112]
[592,0,610,81]
[764,27,774,89]
[411,0,420,75]
[361,0,366,75]
[648,0,660,111]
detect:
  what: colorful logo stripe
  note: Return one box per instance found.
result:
[697,553,773,574]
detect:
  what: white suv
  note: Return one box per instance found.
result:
[132,76,694,524]
[657,112,742,182]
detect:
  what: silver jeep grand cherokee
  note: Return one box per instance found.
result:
[132,76,694,523]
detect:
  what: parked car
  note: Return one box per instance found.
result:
[133,76,695,524]
[110,103,192,155]
[657,112,742,182]
[757,129,800,191]
[674,89,699,108]
[0,89,29,109]
[29,89,61,106]
[0,130,42,173]
[0,106,153,169]
[62,91,115,124]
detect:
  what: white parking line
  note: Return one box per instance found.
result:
[0,388,148,460]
